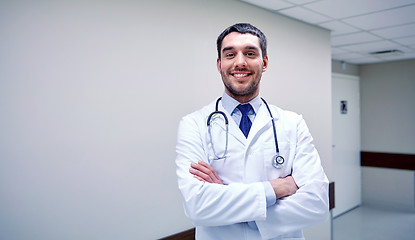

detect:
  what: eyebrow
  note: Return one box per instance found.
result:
[222,46,234,53]
[222,45,260,53]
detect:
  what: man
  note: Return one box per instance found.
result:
[176,23,329,240]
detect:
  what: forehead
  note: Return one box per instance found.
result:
[221,32,261,51]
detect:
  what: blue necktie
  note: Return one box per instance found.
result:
[237,104,253,138]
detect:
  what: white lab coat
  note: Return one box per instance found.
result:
[176,99,329,240]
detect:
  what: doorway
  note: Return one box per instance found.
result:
[332,73,361,217]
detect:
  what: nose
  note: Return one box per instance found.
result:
[234,53,247,68]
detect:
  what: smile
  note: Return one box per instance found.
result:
[232,72,251,78]
[234,73,247,77]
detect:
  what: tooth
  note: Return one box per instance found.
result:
[235,74,247,77]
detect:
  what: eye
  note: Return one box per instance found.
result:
[246,52,256,57]
[225,53,235,58]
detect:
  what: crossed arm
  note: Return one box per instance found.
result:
[189,160,298,199]
[177,113,329,238]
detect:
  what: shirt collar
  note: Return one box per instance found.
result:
[221,92,262,116]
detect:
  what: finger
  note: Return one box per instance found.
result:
[198,161,223,184]
[189,166,208,179]
[197,161,222,183]
[191,162,211,176]
[194,175,206,182]
[193,162,215,178]
[210,167,223,184]
[190,164,214,182]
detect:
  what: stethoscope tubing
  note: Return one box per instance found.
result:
[207,108,229,159]
[260,98,280,154]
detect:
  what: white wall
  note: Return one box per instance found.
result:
[360,59,415,154]
[360,59,415,210]
[332,60,359,76]
[0,0,331,239]
[362,167,415,210]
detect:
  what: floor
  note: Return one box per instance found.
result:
[333,205,415,240]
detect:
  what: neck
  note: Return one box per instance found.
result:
[226,91,258,104]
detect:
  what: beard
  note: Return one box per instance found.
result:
[220,69,261,97]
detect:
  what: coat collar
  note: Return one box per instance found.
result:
[221,92,262,117]
[216,97,280,145]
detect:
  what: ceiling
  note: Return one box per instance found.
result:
[238,0,415,64]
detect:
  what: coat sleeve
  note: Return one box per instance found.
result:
[176,114,268,226]
[256,115,329,239]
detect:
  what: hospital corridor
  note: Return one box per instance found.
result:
[1,1,414,240]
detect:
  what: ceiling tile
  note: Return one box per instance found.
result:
[372,23,415,39]
[345,56,383,64]
[394,36,415,46]
[285,0,318,5]
[305,0,415,19]
[339,40,407,53]
[241,0,293,11]
[319,21,360,36]
[279,6,330,24]
[331,47,348,55]
[236,0,415,64]
[401,52,415,58]
[342,5,415,30]
[332,32,381,46]
[332,52,366,60]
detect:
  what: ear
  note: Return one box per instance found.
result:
[262,56,269,72]
[216,58,221,73]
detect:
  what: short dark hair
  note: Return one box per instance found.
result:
[217,23,267,59]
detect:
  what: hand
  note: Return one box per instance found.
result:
[270,175,298,199]
[189,161,223,184]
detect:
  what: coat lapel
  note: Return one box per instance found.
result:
[248,103,280,143]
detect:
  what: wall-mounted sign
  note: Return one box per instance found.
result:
[341,100,348,114]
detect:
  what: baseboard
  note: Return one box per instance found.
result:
[158,228,195,240]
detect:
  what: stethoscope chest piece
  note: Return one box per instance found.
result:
[272,155,285,169]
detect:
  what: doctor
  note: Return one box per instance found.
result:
[176,23,329,240]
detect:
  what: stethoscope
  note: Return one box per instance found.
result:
[207,97,285,169]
